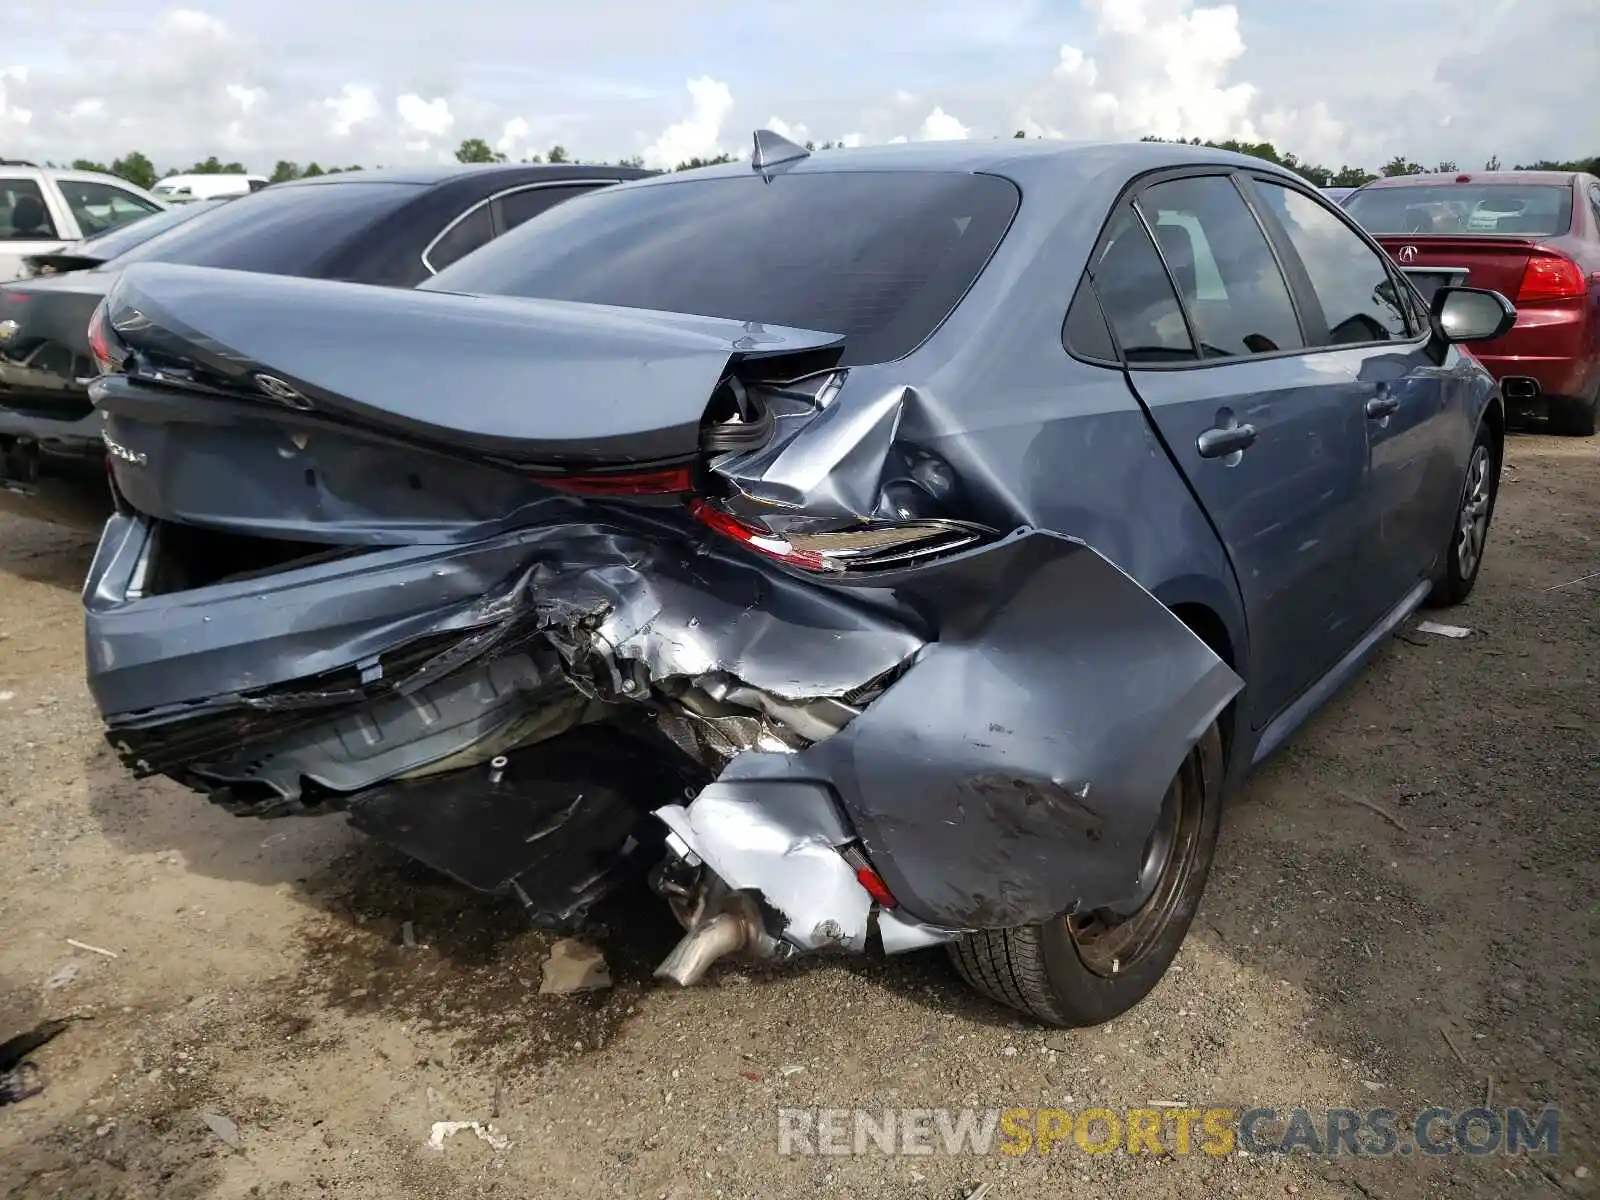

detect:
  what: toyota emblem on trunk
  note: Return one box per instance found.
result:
[1397,245,1420,263]
[254,373,313,409]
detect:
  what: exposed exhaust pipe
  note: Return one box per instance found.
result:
[655,912,754,986]
[1503,376,1541,402]
[650,844,789,986]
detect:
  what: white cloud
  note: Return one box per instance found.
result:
[0,1,1591,179]
[396,93,453,139]
[325,83,380,137]
[226,84,266,114]
[495,116,529,157]
[1015,0,1259,144]
[641,75,734,169]
[918,106,970,141]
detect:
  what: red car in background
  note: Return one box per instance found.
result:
[1344,171,1600,435]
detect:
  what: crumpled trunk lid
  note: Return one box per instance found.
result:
[97,262,845,472]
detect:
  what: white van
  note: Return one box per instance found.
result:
[150,174,270,204]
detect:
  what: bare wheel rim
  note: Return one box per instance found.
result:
[1456,443,1493,580]
[1067,748,1207,979]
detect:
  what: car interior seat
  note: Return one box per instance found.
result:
[8,195,48,237]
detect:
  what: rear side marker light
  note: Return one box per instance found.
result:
[1516,255,1585,302]
[688,498,992,574]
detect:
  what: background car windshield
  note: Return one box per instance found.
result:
[1345,184,1573,236]
[107,182,423,275]
[425,171,1021,365]
[73,200,225,257]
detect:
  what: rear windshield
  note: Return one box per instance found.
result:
[106,182,423,275]
[1345,183,1573,236]
[73,200,225,258]
[423,170,1021,365]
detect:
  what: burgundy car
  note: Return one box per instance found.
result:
[1345,171,1600,435]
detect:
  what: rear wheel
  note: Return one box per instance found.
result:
[947,721,1223,1027]
[1425,421,1499,608]
[1547,391,1597,438]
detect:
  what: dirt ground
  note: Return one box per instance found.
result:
[0,433,1595,1200]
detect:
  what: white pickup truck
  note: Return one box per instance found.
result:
[0,161,168,282]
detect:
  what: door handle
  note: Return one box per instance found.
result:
[1365,394,1401,419]
[1197,423,1258,458]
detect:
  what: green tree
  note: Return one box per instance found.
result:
[674,153,737,171]
[302,162,326,178]
[70,158,112,174]
[1331,164,1377,187]
[270,160,302,183]
[186,155,246,174]
[616,155,644,168]
[1483,155,1501,171]
[1434,160,1459,173]
[546,144,571,164]
[454,137,503,164]
[1381,155,1426,177]
[1014,129,1027,138]
[110,151,157,190]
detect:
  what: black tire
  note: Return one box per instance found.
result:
[947,721,1224,1027]
[1547,393,1597,438]
[1425,420,1500,608]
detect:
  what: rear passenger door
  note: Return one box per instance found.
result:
[1083,170,1371,729]
[1244,174,1451,631]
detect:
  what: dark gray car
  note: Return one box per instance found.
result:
[80,134,1513,1027]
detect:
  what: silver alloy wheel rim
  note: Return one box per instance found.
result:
[1456,444,1492,580]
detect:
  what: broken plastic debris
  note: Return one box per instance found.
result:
[427,1120,512,1151]
[1415,621,1472,639]
[538,938,611,994]
[201,1110,242,1149]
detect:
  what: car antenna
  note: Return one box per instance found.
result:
[751,129,810,172]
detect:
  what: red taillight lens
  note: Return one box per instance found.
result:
[839,845,897,909]
[86,304,127,375]
[688,497,992,574]
[535,464,696,497]
[1516,254,1586,302]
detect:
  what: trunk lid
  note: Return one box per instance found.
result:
[97,263,845,472]
[1371,235,1538,307]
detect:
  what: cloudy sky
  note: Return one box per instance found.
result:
[2,0,1595,175]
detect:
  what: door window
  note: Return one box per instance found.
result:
[1589,184,1600,230]
[497,184,604,232]
[0,178,60,241]
[1254,181,1412,344]
[58,180,162,237]
[423,204,494,272]
[1135,175,1305,358]
[1085,209,1195,364]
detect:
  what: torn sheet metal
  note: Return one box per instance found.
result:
[714,528,1243,931]
[654,781,874,951]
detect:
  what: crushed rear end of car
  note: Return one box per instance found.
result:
[82,258,1241,984]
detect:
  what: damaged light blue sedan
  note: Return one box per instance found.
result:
[79,134,1514,1026]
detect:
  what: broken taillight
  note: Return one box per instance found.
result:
[688,498,993,574]
[840,845,897,909]
[535,464,697,497]
[86,303,128,375]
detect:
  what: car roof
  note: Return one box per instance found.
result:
[1356,170,1579,189]
[620,137,1307,197]
[0,163,158,188]
[277,163,655,189]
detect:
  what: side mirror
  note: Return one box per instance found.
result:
[1432,286,1517,344]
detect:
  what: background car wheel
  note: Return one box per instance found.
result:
[947,721,1224,1028]
[1547,390,1597,438]
[1425,421,1500,608]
